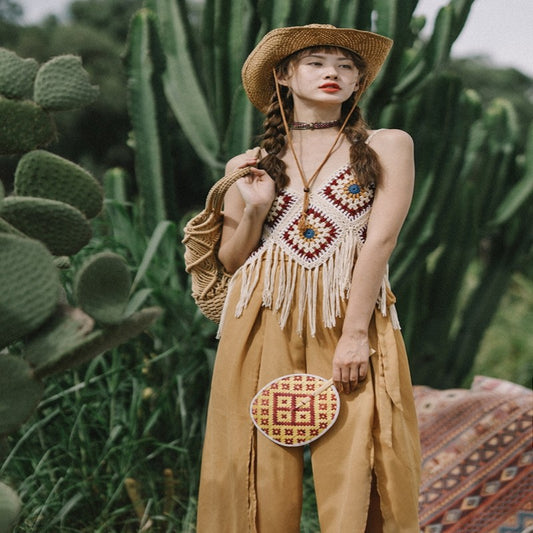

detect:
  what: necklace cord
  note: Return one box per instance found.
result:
[273,69,358,231]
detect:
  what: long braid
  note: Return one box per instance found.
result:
[258,91,291,191]
[342,95,382,188]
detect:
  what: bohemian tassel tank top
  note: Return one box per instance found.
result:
[218,131,399,337]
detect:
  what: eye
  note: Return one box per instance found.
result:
[339,63,354,69]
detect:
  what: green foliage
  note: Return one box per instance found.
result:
[33,54,99,111]
[0,355,44,437]
[123,8,172,233]
[74,252,131,325]
[1,196,93,256]
[15,150,103,218]
[0,46,162,532]
[0,96,56,154]
[0,481,21,533]
[0,47,38,99]
[0,233,60,349]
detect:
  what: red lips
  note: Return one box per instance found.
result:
[319,82,340,89]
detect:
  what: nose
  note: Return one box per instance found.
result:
[324,66,338,79]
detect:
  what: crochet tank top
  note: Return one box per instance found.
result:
[219,130,399,336]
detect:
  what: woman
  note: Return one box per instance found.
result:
[196,24,421,532]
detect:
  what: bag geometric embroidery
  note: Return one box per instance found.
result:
[250,374,340,447]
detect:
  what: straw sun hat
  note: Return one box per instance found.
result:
[242,24,393,113]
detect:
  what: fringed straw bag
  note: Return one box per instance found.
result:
[182,158,258,322]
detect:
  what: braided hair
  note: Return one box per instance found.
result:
[258,45,382,191]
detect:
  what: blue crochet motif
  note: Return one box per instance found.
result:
[348,183,360,194]
[303,228,315,239]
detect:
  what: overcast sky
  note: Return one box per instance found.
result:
[16,0,533,77]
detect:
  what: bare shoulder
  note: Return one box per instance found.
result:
[367,128,413,154]
[225,152,251,174]
[225,146,263,174]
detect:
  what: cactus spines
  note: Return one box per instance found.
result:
[0,233,60,349]
[0,354,44,437]
[33,55,99,111]
[74,252,132,325]
[15,150,103,219]
[0,481,21,532]
[0,48,39,100]
[0,196,92,256]
[0,97,56,155]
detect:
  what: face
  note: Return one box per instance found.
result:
[277,49,361,107]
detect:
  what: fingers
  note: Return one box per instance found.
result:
[237,157,258,170]
[334,362,368,394]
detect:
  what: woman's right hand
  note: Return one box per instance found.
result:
[217,157,276,273]
[235,159,276,217]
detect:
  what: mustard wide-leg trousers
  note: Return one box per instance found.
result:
[197,270,420,533]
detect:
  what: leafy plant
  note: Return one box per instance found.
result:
[0,47,162,531]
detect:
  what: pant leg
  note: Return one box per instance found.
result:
[306,321,378,533]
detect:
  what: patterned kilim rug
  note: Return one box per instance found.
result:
[415,376,533,533]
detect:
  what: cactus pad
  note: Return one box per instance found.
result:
[33,55,99,111]
[15,150,103,219]
[0,48,39,99]
[0,233,60,348]
[1,196,92,256]
[74,252,132,325]
[0,355,44,437]
[0,97,56,154]
[0,481,22,531]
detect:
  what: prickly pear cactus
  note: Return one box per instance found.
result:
[15,150,103,219]
[0,233,60,349]
[33,54,99,111]
[0,48,38,99]
[74,252,132,325]
[0,48,162,529]
[0,481,21,532]
[0,196,92,256]
[0,96,56,154]
[0,48,98,155]
[0,354,44,437]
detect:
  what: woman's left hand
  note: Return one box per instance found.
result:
[332,334,371,394]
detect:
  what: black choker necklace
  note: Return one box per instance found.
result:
[290,120,342,130]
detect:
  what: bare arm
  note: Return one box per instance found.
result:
[332,129,415,392]
[218,154,276,274]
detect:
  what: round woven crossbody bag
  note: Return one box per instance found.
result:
[250,374,339,447]
[182,149,261,322]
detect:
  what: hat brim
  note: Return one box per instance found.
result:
[242,25,393,113]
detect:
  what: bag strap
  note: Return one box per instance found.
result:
[205,147,262,215]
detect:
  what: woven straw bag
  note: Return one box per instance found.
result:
[183,153,259,322]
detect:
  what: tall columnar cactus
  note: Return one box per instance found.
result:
[123,0,532,386]
[0,49,162,531]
